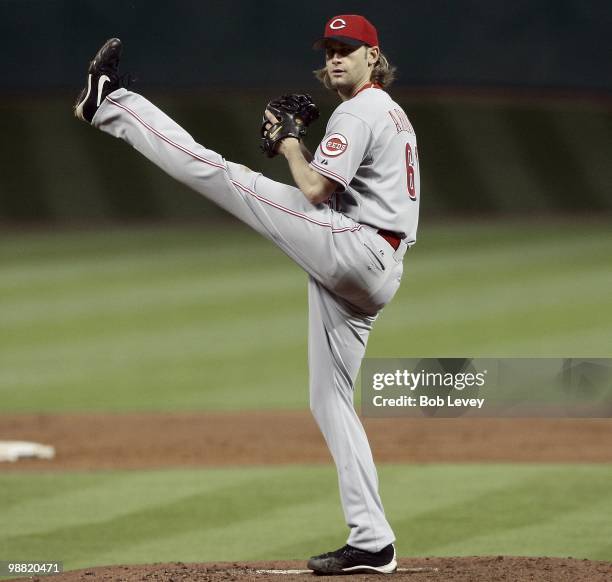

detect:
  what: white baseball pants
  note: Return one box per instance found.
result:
[93,88,406,552]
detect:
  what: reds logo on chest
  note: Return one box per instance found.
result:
[320,133,348,157]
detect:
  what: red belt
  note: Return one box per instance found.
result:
[377,229,403,250]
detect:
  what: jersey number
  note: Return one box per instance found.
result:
[405,144,417,201]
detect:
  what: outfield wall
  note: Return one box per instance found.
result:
[1,91,610,221]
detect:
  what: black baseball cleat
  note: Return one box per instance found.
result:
[74,38,123,123]
[307,543,397,575]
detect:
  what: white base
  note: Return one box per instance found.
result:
[256,567,439,575]
[0,441,55,462]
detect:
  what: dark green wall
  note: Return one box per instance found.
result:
[2,0,610,222]
[1,90,610,222]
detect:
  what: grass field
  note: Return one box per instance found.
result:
[2,464,612,569]
[1,220,611,573]
[1,220,611,412]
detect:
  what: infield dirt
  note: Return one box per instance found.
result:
[10,556,612,581]
[2,412,612,470]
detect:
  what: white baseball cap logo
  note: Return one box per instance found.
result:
[329,18,347,30]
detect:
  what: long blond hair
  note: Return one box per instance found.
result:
[314,50,397,91]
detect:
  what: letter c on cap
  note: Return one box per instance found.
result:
[330,18,347,30]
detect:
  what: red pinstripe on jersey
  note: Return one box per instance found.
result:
[310,161,349,189]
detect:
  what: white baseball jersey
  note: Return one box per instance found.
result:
[310,85,420,244]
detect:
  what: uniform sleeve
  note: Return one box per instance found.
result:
[309,112,371,191]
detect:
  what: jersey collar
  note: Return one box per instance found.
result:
[351,82,382,98]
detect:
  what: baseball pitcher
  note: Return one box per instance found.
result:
[74,13,420,575]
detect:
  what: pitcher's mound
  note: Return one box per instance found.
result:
[16,556,612,581]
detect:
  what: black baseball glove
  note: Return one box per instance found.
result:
[260,93,320,158]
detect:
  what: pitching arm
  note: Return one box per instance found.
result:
[277,138,337,205]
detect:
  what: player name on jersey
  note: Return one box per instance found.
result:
[388,108,415,135]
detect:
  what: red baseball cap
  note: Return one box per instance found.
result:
[313,14,379,49]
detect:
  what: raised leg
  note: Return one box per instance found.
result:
[93,89,406,313]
